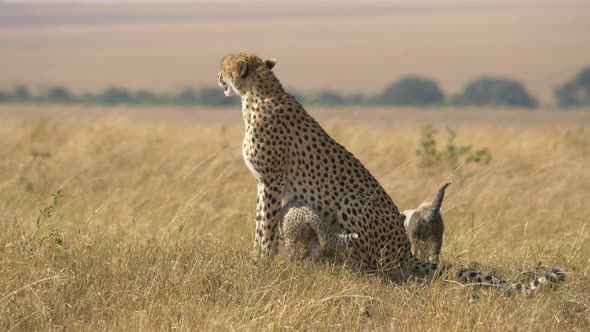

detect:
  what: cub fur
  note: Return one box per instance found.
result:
[402,181,451,262]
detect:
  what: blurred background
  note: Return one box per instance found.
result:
[1,0,589,113]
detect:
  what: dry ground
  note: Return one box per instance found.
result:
[0,105,589,330]
[1,0,589,103]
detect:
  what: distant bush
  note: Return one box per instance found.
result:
[175,88,199,105]
[7,69,586,109]
[452,77,538,108]
[198,87,238,106]
[12,85,32,101]
[0,85,33,103]
[0,90,9,102]
[307,90,346,106]
[554,67,590,108]
[133,90,167,105]
[41,86,75,103]
[100,87,132,105]
[78,92,101,104]
[345,94,363,105]
[382,76,445,106]
[287,89,305,104]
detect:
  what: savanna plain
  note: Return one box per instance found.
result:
[1,1,590,330]
[0,105,588,331]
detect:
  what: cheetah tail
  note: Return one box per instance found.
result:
[423,181,452,223]
[410,258,567,295]
[508,267,568,295]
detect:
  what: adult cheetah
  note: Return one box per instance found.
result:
[402,181,452,263]
[217,53,566,293]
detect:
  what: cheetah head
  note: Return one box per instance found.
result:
[218,53,276,97]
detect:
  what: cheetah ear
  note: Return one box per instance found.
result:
[264,58,277,71]
[236,60,249,78]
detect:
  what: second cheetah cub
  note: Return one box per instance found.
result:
[280,201,358,260]
[402,181,452,263]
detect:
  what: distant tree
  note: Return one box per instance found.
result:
[575,67,590,86]
[452,77,538,108]
[0,90,9,102]
[175,88,199,105]
[100,87,131,105]
[14,85,32,101]
[308,90,345,106]
[133,90,166,105]
[345,93,366,105]
[287,89,305,104]
[199,87,237,106]
[554,82,579,108]
[79,92,100,104]
[382,76,445,106]
[43,86,74,103]
[554,67,590,108]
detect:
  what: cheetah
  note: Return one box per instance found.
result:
[402,181,452,263]
[217,53,566,294]
[280,201,358,260]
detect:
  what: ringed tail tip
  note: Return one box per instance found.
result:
[546,267,568,283]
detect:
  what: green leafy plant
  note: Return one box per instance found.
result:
[415,124,440,167]
[32,189,64,245]
[416,125,492,172]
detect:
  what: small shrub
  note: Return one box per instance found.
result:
[415,125,440,167]
[32,189,64,246]
[416,125,492,172]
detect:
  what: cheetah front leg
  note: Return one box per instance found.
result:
[254,180,286,258]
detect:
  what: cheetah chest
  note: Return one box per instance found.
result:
[242,140,262,181]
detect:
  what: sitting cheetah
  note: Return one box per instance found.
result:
[402,181,452,262]
[280,201,358,260]
[217,53,566,294]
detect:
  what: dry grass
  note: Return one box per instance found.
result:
[1,1,589,102]
[0,105,588,330]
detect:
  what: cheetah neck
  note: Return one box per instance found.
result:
[239,77,286,124]
[240,74,285,102]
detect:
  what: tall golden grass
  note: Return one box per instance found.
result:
[0,105,588,330]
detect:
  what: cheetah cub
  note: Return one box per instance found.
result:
[280,201,358,260]
[402,181,452,263]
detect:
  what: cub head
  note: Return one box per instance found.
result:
[218,53,276,97]
[401,209,415,229]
